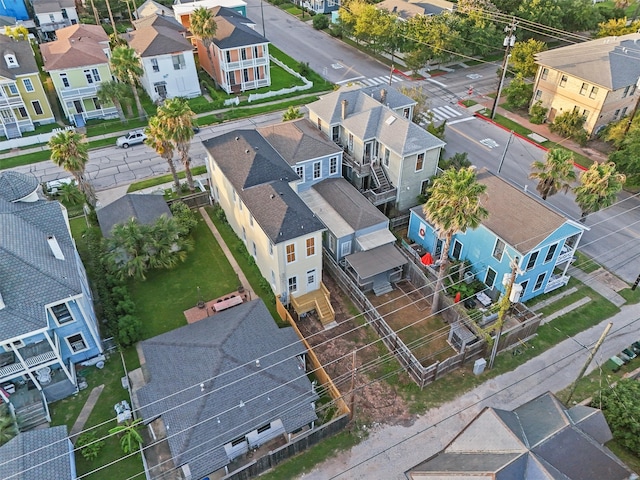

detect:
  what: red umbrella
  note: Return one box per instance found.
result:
[454,292,462,303]
[421,252,433,266]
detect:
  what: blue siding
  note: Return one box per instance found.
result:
[0,0,28,19]
[295,153,342,192]
[48,298,101,363]
[408,207,585,302]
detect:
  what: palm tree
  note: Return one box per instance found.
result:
[157,98,196,190]
[110,46,146,119]
[49,130,96,207]
[423,167,489,315]
[104,219,150,280]
[190,7,217,74]
[109,418,143,454]
[529,148,577,200]
[574,162,626,223]
[145,116,180,191]
[147,215,192,270]
[97,80,129,122]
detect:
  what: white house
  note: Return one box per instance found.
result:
[31,0,79,40]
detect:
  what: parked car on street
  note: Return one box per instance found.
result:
[116,130,147,148]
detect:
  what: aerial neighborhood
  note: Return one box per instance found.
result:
[1,0,640,478]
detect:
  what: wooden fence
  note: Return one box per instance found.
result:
[166,190,211,209]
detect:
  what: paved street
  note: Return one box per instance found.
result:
[299,303,640,480]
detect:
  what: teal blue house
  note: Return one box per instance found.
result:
[408,169,588,303]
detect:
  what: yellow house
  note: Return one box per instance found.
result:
[0,35,54,139]
[204,130,335,324]
[532,33,640,136]
[40,24,118,126]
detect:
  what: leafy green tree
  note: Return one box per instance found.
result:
[426,121,446,141]
[57,182,85,205]
[574,162,625,222]
[596,17,640,37]
[600,379,640,455]
[157,98,196,190]
[109,418,144,454]
[110,46,145,119]
[117,315,142,347]
[439,152,472,171]
[456,0,499,13]
[558,0,603,32]
[282,106,303,121]
[0,405,17,446]
[603,114,640,148]
[49,130,96,207]
[404,48,430,75]
[550,110,588,146]
[76,431,105,460]
[517,0,563,30]
[170,201,198,236]
[529,148,577,200]
[398,85,430,124]
[406,13,463,64]
[145,116,180,192]
[454,13,501,57]
[529,101,547,124]
[190,7,217,74]
[423,167,489,314]
[510,39,547,78]
[504,75,534,109]
[97,80,129,122]
[608,134,640,186]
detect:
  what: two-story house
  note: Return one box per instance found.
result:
[407,169,587,302]
[204,130,334,324]
[0,171,103,430]
[0,35,55,139]
[173,0,247,26]
[136,0,173,18]
[307,86,445,212]
[532,33,640,137]
[259,119,406,296]
[124,14,200,102]
[194,6,270,94]
[32,0,78,41]
[375,0,454,20]
[0,0,29,20]
[40,24,118,126]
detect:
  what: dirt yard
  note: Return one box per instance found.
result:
[296,274,457,427]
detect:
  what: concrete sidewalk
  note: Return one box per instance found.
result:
[568,265,627,307]
[69,384,104,444]
[299,301,640,480]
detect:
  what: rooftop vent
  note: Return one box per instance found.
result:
[0,292,5,310]
[255,359,260,367]
[47,235,65,260]
[235,136,240,141]
[245,149,250,154]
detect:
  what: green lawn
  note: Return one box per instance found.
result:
[128,216,239,339]
[127,165,208,192]
[573,250,600,274]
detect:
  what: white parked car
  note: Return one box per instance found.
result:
[116,130,147,148]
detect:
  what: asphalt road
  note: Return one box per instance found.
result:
[446,118,640,284]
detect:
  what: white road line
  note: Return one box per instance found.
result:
[447,117,475,125]
[426,77,447,88]
[441,106,462,117]
[336,76,365,85]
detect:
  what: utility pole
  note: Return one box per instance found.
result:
[349,350,357,423]
[260,0,266,37]
[491,18,517,120]
[623,77,640,136]
[497,130,514,174]
[631,273,640,291]
[488,255,520,369]
[566,322,613,404]
[105,0,117,36]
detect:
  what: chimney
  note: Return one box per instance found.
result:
[47,235,65,260]
[341,99,348,120]
[380,89,387,104]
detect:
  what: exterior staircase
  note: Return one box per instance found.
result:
[290,282,335,326]
[371,164,392,192]
[373,281,393,296]
[16,401,48,432]
[4,122,21,139]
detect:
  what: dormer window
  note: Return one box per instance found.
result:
[4,53,18,69]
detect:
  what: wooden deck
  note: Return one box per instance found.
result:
[290,283,335,326]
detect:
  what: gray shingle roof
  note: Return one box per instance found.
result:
[308,88,445,156]
[96,194,172,237]
[376,0,454,19]
[32,0,75,14]
[535,33,640,90]
[258,119,342,166]
[0,171,38,202]
[407,392,633,480]
[133,13,185,32]
[0,197,83,342]
[124,24,193,57]
[0,36,40,80]
[212,7,267,49]
[136,299,318,479]
[0,426,74,480]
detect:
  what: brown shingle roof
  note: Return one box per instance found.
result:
[476,169,565,254]
[40,24,110,71]
[124,25,192,57]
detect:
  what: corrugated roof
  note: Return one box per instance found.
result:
[535,33,640,90]
[136,300,318,480]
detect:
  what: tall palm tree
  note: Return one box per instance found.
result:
[97,80,129,122]
[157,98,196,190]
[110,46,146,119]
[529,148,577,200]
[190,7,217,74]
[423,167,489,315]
[574,162,625,223]
[49,130,96,207]
[145,116,180,191]
[104,219,150,280]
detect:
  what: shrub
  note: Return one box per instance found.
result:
[529,101,547,124]
[213,205,227,223]
[298,61,311,77]
[117,315,143,347]
[170,201,198,236]
[550,110,588,146]
[313,14,329,30]
[76,431,105,461]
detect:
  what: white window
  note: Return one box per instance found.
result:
[485,267,497,288]
[239,199,243,211]
[492,239,505,261]
[252,241,257,257]
[330,157,338,175]
[541,68,548,80]
[151,58,159,72]
[384,147,390,166]
[8,84,18,95]
[295,165,304,181]
[328,234,336,252]
[559,75,567,87]
[589,86,598,99]
[341,241,351,257]
[172,54,185,70]
[84,69,94,84]
[271,270,276,286]
[313,161,321,179]
[288,276,298,293]
[65,333,88,353]
[60,73,70,88]
[51,303,74,325]
[526,251,539,270]
[451,240,463,260]
[22,78,34,92]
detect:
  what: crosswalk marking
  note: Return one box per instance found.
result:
[355,76,402,87]
[419,105,465,125]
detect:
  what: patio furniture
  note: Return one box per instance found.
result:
[36,366,51,385]
[212,295,243,312]
[475,292,492,307]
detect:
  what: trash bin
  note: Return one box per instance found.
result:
[473,358,487,375]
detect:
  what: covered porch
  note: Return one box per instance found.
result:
[343,243,407,296]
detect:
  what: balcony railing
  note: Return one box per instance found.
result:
[60,86,99,100]
[556,247,575,265]
[341,149,372,176]
[363,187,398,206]
[0,343,57,380]
[544,274,570,293]
[222,57,269,71]
[0,95,25,107]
